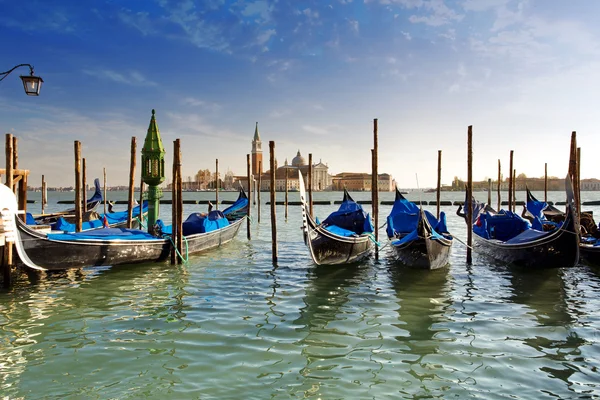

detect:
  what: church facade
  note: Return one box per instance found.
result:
[236,122,393,192]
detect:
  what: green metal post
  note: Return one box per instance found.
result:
[141,109,166,231]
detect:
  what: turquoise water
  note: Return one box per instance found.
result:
[1,191,600,399]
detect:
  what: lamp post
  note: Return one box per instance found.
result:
[0,64,43,96]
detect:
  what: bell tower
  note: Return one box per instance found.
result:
[251,122,262,176]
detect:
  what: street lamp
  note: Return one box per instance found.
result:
[0,64,44,96]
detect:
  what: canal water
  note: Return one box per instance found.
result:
[1,190,599,399]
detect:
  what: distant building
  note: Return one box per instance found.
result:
[234,124,392,191]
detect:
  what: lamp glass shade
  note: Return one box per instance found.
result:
[20,75,43,96]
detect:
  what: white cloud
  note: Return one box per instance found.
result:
[302,125,331,135]
[83,69,157,86]
[240,1,272,22]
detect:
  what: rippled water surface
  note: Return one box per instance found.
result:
[1,190,600,399]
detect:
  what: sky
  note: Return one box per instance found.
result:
[1,0,599,189]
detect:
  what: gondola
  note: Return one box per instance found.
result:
[32,178,104,225]
[299,171,373,265]
[386,189,452,269]
[525,187,600,266]
[462,177,579,268]
[1,184,248,271]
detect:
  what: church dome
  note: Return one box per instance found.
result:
[291,150,306,167]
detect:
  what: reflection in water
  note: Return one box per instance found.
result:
[388,266,453,397]
[293,264,369,398]
[507,267,589,395]
[0,262,190,397]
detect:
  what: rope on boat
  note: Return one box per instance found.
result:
[364,232,381,247]
[453,235,474,250]
[135,216,147,230]
[167,235,189,264]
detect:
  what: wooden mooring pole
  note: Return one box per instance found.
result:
[466,126,473,264]
[508,150,514,212]
[437,150,442,219]
[577,147,581,214]
[513,169,516,212]
[308,153,313,217]
[568,132,579,225]
[127,137,136,228]
[285,167,289,219]
[82,158,87,213]
[269,141,278,264]
[41,175,46,215]
[3,133,14,287]
[176,140,183,264]
[13,137,27,220]
[171,139,183,264]
[215,159,219,210]
[246,154,252,240]
[372,119,379,260]
[487,178,492,206]
[74,141,82,233]
[497,159,501,212]
[258,161,262,223]
[544,163,548,202]
[103,168,107,218]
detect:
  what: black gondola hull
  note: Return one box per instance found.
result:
[579,244,600,267]
[390,236,452,270]
[473,214,579,269]
[389,209,452,270]
[307,226,373,265]
[15,216,246,271]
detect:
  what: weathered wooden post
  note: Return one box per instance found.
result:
[171,140,179,265]
[497,159,501,211]
[103,168,107,217]
[3,133,14,287]
[308,153,313,217]
[466,126,473,264]
[215,159,219,210]
[127,137,137,228]
[41,175,46,215]
[176,139,183,264]
[246,154,252,240]
[513,169,516,212]
[487,178,492,206]
[13,136,27,220]
[544,163,548,202]
[437,150,442,219]
[285,166,289,219]
[82,158,87,213]
[577,147,581,214]
[508,150,514,212]
[372,119,379,260]
[269,141,278,264]
[74,141,82,232]
[568,132,579,226]
[141,109,166,233]
[258,161,262,223]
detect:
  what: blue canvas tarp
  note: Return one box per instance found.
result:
[49,201,148,232]
[157,210,230,236]
[386,196,449,238]
[47,227,160,241]
[474,211,532,242]
[322,200,373,235]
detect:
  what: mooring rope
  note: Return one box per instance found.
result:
[167,235,189,264]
